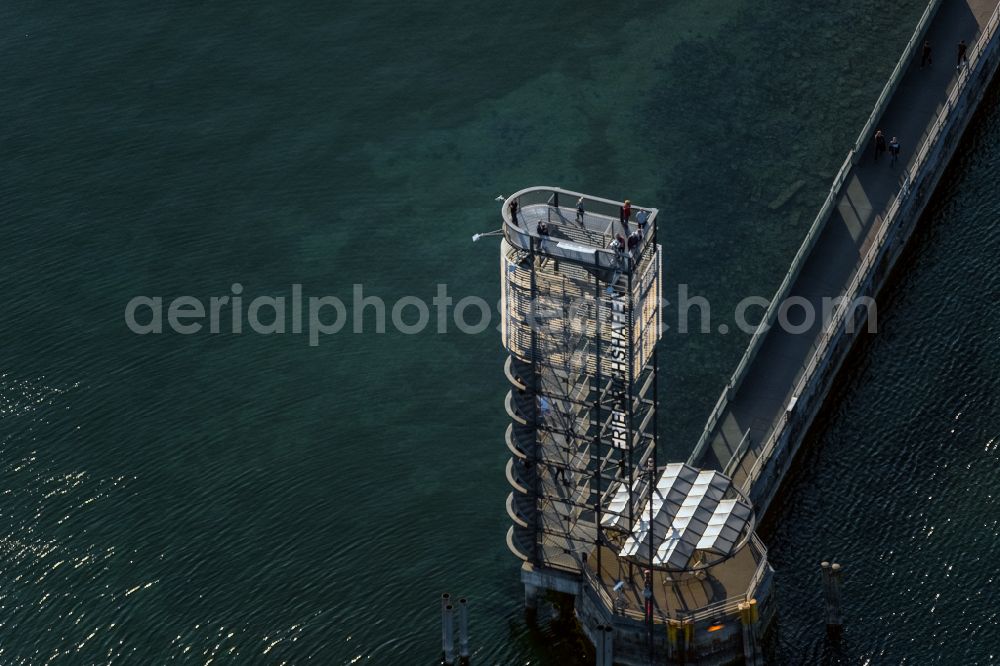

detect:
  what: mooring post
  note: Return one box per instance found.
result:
[820,562,832,623]
[821,561,843,637]
[682,618,694,662]
[749,599,761,660]
[739,602,753,664]
[602,624,614,666]
[443,604,455,664]
[594,624,606,666]
[524,583,538,622]
[829,563,844,635]
[457,597,470,663]
[666,619,678,660]
[739,599,761,665]
[441,593,451,657]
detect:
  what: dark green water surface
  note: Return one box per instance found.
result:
[1,1,996,663]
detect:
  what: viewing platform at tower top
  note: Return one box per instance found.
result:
[502,187,659,269]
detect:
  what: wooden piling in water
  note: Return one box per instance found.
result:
[602,624,614,666]
[594,624,606,666]
[821,561,844,637]
[457,598,470,663]
[442,603,455,664]
[441,593,451,660]
[740,599,761,665]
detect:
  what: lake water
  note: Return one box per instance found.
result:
[0,0,995,663]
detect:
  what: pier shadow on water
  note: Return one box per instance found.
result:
[758,72,1000,665]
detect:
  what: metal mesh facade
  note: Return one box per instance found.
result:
[500,187,663,576]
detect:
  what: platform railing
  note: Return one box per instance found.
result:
[740,4,1000,499]
[502,186,658,261]
[673,534,771,624]
[745,534,771,598]
[583,533,770,625]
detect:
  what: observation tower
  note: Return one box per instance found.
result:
[498,187,773,665]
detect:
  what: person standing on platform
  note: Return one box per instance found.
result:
[957,40,968,68]
[619,199,631,233]
[575,197,585,223]
[636,208,649,230]
[874,129,887,162]
[889,136,901,167]
[921,40,933,68]
[509,199,519,226]
[627,230,642,258]
[536,221,558,269]
[610,234,625,256]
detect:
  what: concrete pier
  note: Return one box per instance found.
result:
[690,0,1000,519]
[495,1,1000,664]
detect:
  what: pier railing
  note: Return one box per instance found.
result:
[688,146,854,466]
[689,0,985,471]
[740,2,1000,506]
[853,0,944,160]
[722,429,752,477]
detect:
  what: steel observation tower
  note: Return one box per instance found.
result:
[497,187,771,665]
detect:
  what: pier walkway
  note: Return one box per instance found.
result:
[690,0,1000,506]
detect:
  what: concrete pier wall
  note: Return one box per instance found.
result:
[687,0,1000,520]
[745,3,1000,516]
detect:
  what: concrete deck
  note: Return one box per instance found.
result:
[695,0,999,486]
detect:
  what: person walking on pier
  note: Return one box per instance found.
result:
[889,136,901,167]
[957,39,968,68]
[921,40,933,68]
[874,129,887,162]
[575,197,585,224]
